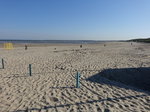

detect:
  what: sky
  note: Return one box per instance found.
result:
[0,0,150,40]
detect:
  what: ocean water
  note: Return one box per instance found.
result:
[0,40,105,44]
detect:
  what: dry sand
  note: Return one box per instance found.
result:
[0,42,150,112]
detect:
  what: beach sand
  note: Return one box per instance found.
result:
[0,42,150,112]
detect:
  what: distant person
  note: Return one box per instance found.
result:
[25,45,28,50]
[80,44,82,48]
[131,43,132,45]
[104,44,106,47]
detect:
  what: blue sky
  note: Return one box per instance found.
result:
[0,0,150,40]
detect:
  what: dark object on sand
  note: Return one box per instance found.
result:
[1,58,4,69]
[29,64,32,76]
[104,44,106,47]
[76,72,81,88]
[25,45,28,50]
[25,107,31,112]
[80,44,82,48]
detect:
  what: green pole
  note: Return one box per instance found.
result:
[2,59,4,69]
[76,72,80,88]
[29,64,32,76]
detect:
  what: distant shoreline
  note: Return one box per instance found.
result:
[0,40,120,44]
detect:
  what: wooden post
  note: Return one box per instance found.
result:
[76,72,80,88]
[29,64,32,76]
[2,59,4,69]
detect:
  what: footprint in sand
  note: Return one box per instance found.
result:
[49,97,59,102]
[104,108,111,112]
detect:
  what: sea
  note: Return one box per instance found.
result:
[0,40,109,44]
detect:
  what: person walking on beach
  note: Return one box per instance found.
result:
[80,44,82,48]
[25,45,28,50]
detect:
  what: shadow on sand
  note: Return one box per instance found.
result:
[53,48,88,53]
[13,94,148,112]
[86,67,150,93]
[2,74,29,78]
[49,86,75,89]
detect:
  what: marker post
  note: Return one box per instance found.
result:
[76,72,80,88]
[29,64,32,76]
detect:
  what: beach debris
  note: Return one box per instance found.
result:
[55,65,66,70]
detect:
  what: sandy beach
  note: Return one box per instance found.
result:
[0,42,150,112]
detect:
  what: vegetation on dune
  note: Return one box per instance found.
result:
[128,38,150,43]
